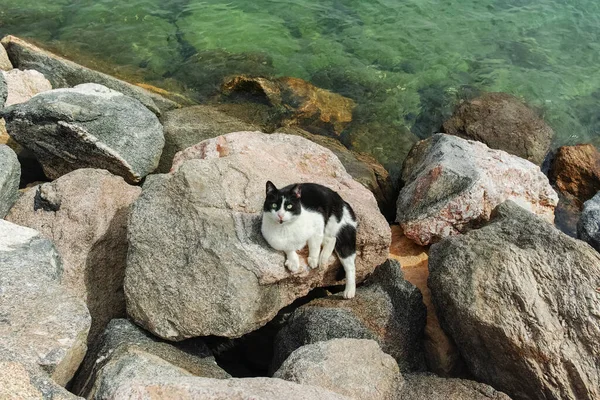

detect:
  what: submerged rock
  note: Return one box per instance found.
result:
[549,143,600,207]
[578,191,600,252]
[401,374,511,400]
[2,68,52,107]
[222,75,356,136]
[73,319,228,398]
[442,92,553,165]
[126,132,390,340]
[397,134,557,245]
[0,144,20,217]
[1,35,178,115]
[272,259,426,373]
[0,219,91,386]
[3,83,164,183]
[274,339,402,400]
[428,201,600,400]
[6,169,141,343]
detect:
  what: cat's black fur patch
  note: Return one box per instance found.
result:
[335,224,357,259]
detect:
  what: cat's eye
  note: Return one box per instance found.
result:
[286,204,293,210]
[271,203,278,209]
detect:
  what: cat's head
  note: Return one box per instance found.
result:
[263,181,302,224]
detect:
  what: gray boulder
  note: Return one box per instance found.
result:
[274,338,402,400]
[401,374,512,400]
[428,201,600,400]
[272,259,426,373]
[73,319,229,398]
[1,35,178,115]
[577,191,600,252]
[0,144,19,217]
[3,83,164,183]
[0,219,91,386]
[125,132,390,340]
[0,70,6,109]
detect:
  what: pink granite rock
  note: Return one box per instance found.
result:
[2,68,52,106]
[397,134,557,245]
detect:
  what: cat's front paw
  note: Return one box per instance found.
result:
[343,286,356,299]
[285,259,300,274]
[308,256,319,269]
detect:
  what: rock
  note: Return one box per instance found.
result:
[400,374,512,400]
[272,259,426,373]
[397,134,558,245]
[2,69,52,106]
[549,144,600,207]
[0,219,91,386]
[126,132,390,340]
[72,319,229,398]
[222,75,356,136]
[0,71,6,110]
[3,83,164,183]
[0,144,20,217]
[157,105,259,173]
[428,201,600,400]
[274,338,402,400]
[389,225,465,376]
[0,44,12,70]
[578,191,600,252]
[6,169,141,343]
[279,126,397,220]
[442,92,553,165]
[1,35,178,115]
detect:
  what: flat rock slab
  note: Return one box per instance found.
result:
[3,83,164,183]
[428,201,600,400]
[0,219,90,386]
[401,374,511,400]
[126,132,390,340]
[0,144,20,217]
[397,133,558,245]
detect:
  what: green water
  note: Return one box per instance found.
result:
[1,0,600,172]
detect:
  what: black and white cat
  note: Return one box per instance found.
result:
[261,181,358,299]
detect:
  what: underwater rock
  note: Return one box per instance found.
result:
[6,169,141,344]
[1,35,178,115]
[274,338,402,400]
[428,201,600,400]
[2,68,52,106]
[397,134,557,245]
[400,374,511,400]
[222,75,356,137]
[442,92,553,165]
[73,319,228,398]
[578,191,600,252]
[0,144,20,217]
[272,259,426,373]
[3,83,164,183]
[549,143,600,208]
[0,219,91,386]
[126,132,390,340]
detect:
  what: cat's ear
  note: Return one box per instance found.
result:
[266,181,277,195]
[292,184,301,199]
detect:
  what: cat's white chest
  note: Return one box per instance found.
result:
[261,208,324,252]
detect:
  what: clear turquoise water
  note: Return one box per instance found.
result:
[1,0,599,171]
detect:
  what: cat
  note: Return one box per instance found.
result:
[260,181,358,299]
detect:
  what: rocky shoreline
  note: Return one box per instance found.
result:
[0,36,599,400]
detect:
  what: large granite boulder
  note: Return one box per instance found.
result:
[125,132,390,340]
[0,144,19,217]
[428,201,600,400]
[6,169,141,343]
[0,70,6,110]
[400,374,512,400]
[1,35,178,115]
[578,191,600,252]
[3,83,164,183]
[549,144,600,207]
[157,105,259,173]
[397,134,558,245]
[442,92,553,165]
[0,219,91,386]
[274,339,402,400]
[0,43,11,70]
[272,259,426,373]
[2,68,52,106]
[73,319,229,397]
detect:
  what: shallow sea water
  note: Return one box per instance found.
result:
[1,0,599,171]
